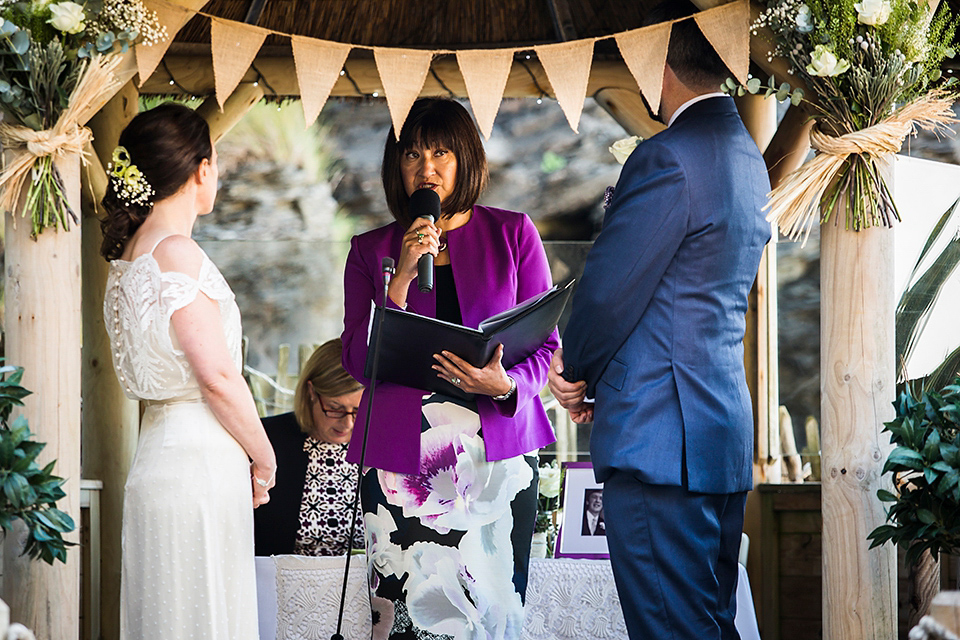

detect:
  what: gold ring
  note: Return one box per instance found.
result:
[417,232,424,244]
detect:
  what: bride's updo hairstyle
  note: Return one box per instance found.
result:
[100,103,213,261]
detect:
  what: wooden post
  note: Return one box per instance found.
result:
[82,81,140,640]
[2,152,82,639]
[592,87,665,139]
[195,83,265,144]
[820,158,897,639]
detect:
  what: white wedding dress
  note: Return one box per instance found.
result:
[105,243,258,640]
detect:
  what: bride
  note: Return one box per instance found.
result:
[99,103,276,640]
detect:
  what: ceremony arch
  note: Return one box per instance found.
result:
[5,0,947,638]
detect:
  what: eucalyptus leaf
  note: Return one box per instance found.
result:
[746,77,761,94]
[10,29,28,55]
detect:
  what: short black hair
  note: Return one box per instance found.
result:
[381,98,488,228]
[644,0,731,90]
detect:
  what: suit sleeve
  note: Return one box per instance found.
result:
[561,141,689,397]
[486,213,559,417]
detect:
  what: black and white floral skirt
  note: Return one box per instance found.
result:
[361,393,539,640]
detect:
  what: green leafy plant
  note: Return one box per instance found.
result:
[868,378,960,566]
[0,363,75,564]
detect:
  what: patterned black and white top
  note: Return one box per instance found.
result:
[293,438,365,556]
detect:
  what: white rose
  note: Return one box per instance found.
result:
[47,2,86,35]
[854,0,892,26]
[609,135,641,165]
[805,44,850,77]
[538,465,561,499]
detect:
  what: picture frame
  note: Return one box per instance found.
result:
[554,461,609,559]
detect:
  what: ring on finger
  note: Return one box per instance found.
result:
[451,376,461,386]
[416,232,425,244]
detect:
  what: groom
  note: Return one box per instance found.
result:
[548,2,771,638]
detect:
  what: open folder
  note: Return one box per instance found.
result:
[364,279,575,400]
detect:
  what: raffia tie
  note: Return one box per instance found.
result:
[0,53,125,222]
[764,91,958,245]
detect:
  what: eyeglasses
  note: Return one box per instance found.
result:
[313,388,359,420]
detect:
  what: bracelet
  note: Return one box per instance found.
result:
[491,376,517,401]
[251,464,275,488]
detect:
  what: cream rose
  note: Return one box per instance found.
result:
[806,45,851,77]
[795,4,813,33]
[609,135,641,165]
[854,0,892,26]
[47,2,86,34]
[538,465,561,499]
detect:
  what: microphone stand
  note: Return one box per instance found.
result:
[331,257,394,640]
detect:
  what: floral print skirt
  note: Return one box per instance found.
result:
[361,394,539,640]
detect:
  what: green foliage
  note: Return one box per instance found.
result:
[0,364,75,565]
[869,378,960,566]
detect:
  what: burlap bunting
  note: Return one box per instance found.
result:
[291,37,351,127]
[695,0,750,84]
[135,0,750,137]
[456,49,514,140]
[374,48,434,139]
[535,39,594,133]
[615,23,670,116]
[211,17,270,109]
[137,0,209,87]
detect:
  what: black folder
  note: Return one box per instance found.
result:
[364,279,575,399]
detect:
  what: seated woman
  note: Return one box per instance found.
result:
[253,338,365,556]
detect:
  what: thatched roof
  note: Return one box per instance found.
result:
[175,0,654,50]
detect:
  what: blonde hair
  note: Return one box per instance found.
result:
[293,338,364,433]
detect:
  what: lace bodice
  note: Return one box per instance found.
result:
[104,250,242,401]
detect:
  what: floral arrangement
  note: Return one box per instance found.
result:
[0,0,165,236]
[728,0,958,242]
[868,378,960,566]
[535,460,561,538]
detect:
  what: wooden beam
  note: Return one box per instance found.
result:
[243,0,269,25]
[593,87,665,139]
[140,55,642,100]
[764,104,813,190]
[3,155,82,640]
[83,80,141,640]
[545,0,577,41]
[195,83,266,143]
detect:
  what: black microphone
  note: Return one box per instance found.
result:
[410,188,441,293]
[382,256,395,290]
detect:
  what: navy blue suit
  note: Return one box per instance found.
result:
[561,96,770,638]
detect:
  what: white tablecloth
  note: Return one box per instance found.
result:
[256,555,761,640]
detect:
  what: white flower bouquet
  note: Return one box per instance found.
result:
[727,0,959,242]
[535,460,561,535]
[0,0,165,235]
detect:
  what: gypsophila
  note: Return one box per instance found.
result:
[87,0,167,48]
[109,146,154,207]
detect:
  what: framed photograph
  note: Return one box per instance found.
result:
[554,461,609,559]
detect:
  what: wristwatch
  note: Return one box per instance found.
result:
[491,376,517,401]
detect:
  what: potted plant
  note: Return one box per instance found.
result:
[0,363,75,636]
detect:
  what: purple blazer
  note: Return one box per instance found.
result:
[341,205,559,474]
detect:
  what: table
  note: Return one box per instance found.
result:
[256,555,761,640]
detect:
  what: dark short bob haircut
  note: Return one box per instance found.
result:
[381,98,488,228]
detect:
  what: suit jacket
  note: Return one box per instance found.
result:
[253,412,308,556]
[341,205,558,474]
[562,97,771,494]
[581,511,606,536]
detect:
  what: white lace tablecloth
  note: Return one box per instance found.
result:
[256,555,761,640]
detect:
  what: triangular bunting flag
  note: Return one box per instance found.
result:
[291,36,351,127]
[535,39,594,133]
[615,23,670,117]
[135,0,208,87]
[211,17,270,109]
[695,0,750,84]
[456,49,514,139]
[374,48,434,139]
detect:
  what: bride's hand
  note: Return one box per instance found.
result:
[389,218,439,307]
[251,461,276,508]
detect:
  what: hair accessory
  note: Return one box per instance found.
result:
[108,146,155,207]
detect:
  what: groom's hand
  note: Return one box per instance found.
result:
[548,349,591,417]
